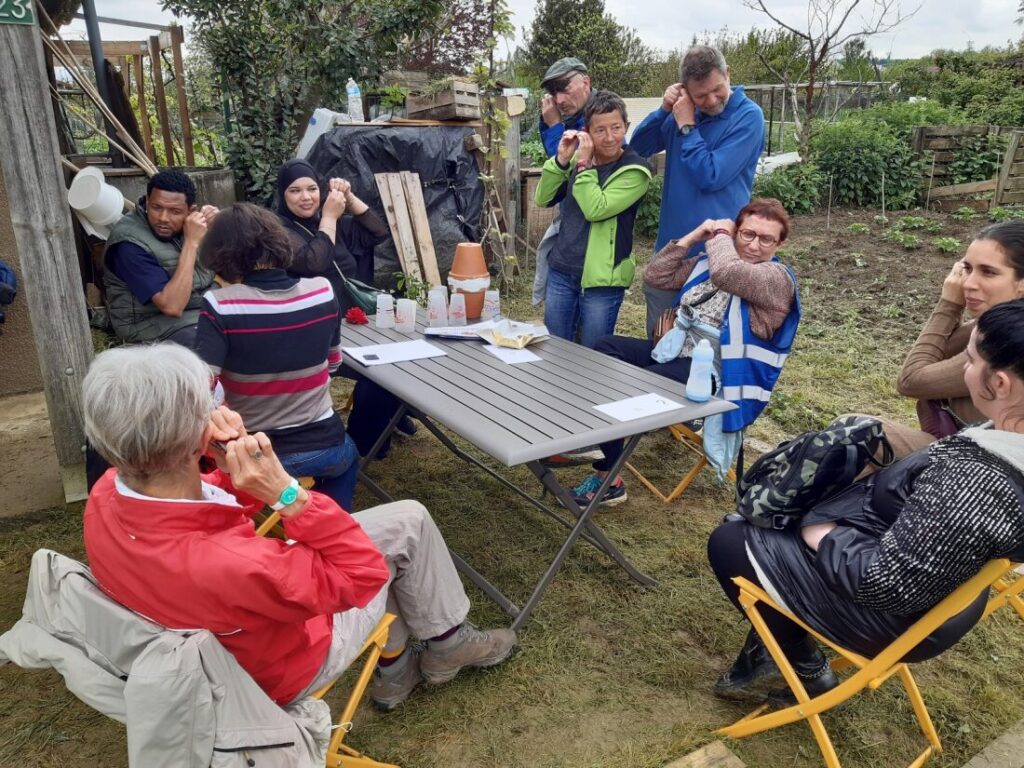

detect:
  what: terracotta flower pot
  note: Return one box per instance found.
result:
[447,242,490,320]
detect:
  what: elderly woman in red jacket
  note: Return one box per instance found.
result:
[81,343,515,711]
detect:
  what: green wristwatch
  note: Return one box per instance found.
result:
[271,478,300,510]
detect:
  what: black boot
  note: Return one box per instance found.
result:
[714,628,783,702]
[766,636,839,707]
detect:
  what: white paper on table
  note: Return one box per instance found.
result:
[483,345,542,364]
[476,319,550,347]
[593,392,684,422]
[343,339,447,366]
[423,320,499,339]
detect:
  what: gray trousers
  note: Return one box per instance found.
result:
[532,217,560,306]
[293,500,470,699]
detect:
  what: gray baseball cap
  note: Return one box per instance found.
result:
[541,57,588,90]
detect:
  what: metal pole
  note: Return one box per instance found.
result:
[78,0,124,166]
[767,86,776,156]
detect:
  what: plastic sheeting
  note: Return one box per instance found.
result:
[305,126,484,286]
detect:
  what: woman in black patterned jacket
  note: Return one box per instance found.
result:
[707,299,1024,705]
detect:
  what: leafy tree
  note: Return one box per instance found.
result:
[521,0,657,96]
[163,0,444,202]
[399,0,494,76]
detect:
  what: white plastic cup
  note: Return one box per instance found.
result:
[449,293,467,326]
[427,288,449,327]
[395,298,417,333]
[481,289,501,321]
[375,293,395,329]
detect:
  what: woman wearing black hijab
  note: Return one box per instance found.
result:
[274,159,412,457]
[275,159,389,307]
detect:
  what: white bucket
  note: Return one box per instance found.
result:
[68,167,125,227]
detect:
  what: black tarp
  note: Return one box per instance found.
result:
[305,126,484,287]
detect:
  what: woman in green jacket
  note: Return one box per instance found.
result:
[535,90,652,348]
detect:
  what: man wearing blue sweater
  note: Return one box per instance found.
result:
[631,46,765,335]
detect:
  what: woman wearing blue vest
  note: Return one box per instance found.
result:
[569,198,801,508]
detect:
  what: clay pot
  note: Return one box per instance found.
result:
[447,242,491,320]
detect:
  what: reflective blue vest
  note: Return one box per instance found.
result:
[675,255,801,432]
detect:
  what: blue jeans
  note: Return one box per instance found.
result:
[278,433,360,510]
[544,268,625,349]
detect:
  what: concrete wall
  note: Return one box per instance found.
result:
[104,167,238,209]
[0,169,44,396]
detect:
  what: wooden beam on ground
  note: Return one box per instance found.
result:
[168,26,193,166]
[0,14,93,498]
[374,173,424,283]
[132,53,155,161]
[662,741,746,768]
[398,171,441,287]
[148,34,174,164]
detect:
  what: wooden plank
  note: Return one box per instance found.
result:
[1009,161,1024,177]
[120,56,130,96]
[910,126,925,155]
[132,54,155,161]
[0,21,93,488]
[148,35,174,165]
[374,173,423,282]
[1005,176,1024,191]
[924,124,990,137]
[398,171,442,287]
[935,198,990,212]
[929,179,998,199]
[996,131,1024,206]
[663,741,746,768]
[64,39,146,58]
[168,27,194,166]
[923,138,960,150]
[1001,191,1024,204]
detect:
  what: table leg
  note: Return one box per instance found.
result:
[356,404,408,504]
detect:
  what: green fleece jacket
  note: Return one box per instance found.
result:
[535,146,651,290]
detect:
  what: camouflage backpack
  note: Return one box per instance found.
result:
[737,415,894,530]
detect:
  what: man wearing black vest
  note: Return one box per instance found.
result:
[103,169,217,348]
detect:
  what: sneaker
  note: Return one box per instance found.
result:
[570,474,627,508]
[542,447,605,467]
[370,648,424,711]
[420,623,517,685]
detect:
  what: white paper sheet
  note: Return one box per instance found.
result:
[423,320,499,339]
[483,345,542,364]
[343,340,447,366]
[593,393,684,422]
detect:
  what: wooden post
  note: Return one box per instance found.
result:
[503,108,521,266]
[995,131,1024,207]
[133,53,155,161]
[148,34,174,165]
[120,55,130,96]
[168,26,194,166]
[0,13,94,498]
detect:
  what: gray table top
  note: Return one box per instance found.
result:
[340,314,735,466]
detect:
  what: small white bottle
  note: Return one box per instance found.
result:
[685,338,714,402]
[346,78,364,122]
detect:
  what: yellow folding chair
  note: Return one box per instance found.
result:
[255,494,398,768]
[716,558,1020,768]
[625,423,736,503]
[982,564,1024,621]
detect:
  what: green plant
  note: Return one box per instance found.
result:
[394,271,429,306]
[925,219,945,233]
[894,215,929,230]
[521,139,547,167]
[951,206,980,220]
[752,162,823,214]
[848,223,870,235]
[884,230,922,249]
[948,134,1009,185]
[635,174,663,238]
[812,119,925,209]
[874,214,889,225]
[989,206,1024,222]
[932,236,962,253]
[376,85,408,110]
[853,100,966,141]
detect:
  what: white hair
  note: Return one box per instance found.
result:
[83,344,212,482]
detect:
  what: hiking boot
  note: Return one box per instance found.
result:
[713,628,783,702]
[765,637,840,708]
[420,623,517,685]
[570,474,627,508]
[370,648,423,711]
[542,447,605,467]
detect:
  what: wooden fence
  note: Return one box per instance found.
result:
[912,125,1024,211]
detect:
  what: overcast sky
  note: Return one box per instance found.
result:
[65,0,1021,63]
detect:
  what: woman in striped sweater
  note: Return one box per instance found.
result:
[708,299,1024,705]
[195,204,359,509]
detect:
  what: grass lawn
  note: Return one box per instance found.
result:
[2,207,1023,767]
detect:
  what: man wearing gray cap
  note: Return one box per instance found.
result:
[533,57,595,305]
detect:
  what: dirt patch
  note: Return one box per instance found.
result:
[0,392,64,516]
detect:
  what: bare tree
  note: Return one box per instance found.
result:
[744,0,920,159]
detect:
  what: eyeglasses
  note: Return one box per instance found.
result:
[737,228,779,247]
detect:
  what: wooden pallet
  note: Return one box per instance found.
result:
[406,79,480,121]
[374,171,442,287]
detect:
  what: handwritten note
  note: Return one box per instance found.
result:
[593,393,684,422]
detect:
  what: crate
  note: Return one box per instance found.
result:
[406,79,480,121]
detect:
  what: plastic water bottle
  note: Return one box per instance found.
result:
[346,78,364,122]
[686,338,714,402]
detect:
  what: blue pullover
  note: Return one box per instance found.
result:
[630,86,765,253]
[538,112,585,157]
